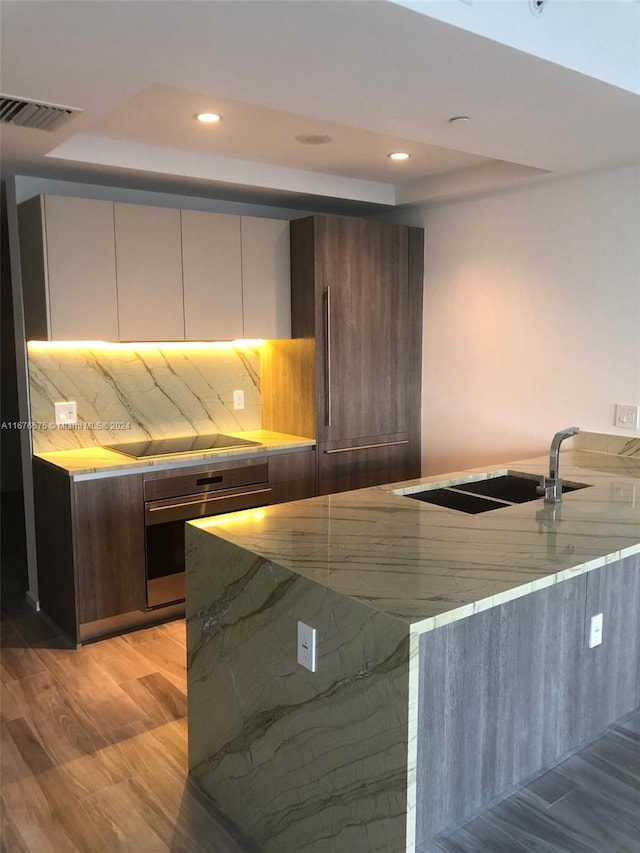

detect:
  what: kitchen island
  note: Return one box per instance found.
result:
[185,441,640,852]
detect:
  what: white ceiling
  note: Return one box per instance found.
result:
[1,0,639,214]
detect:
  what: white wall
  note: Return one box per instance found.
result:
[400,165,640,475]
[392,1,640,95]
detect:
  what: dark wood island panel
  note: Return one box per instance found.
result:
[416,553,640,847]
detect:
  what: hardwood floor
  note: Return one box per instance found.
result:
[3,604,639,853]
[0,602,257,853]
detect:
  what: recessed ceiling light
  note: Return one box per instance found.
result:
[448,116,471,125]
[388,152,411,161]
[295,133,332,145]
[195,112,222,124]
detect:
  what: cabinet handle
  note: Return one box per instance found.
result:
[146,487,272,514]
[324,439,409,455]
[196,475,224,486]
[324,287,332,427]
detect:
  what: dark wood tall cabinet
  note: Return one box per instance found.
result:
[263,215,424,495]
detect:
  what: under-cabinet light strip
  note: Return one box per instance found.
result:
[27,340,264,352]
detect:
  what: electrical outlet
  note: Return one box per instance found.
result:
[589,613,603,648]
[611,483,636,504]
[615,404,640,429]
[233,390,245,410]
[297,621,316,672]
[54,401,77,425]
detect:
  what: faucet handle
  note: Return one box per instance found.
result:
[544,476,562,504]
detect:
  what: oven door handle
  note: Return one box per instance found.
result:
[145,486,273,525]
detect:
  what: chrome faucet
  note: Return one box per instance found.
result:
[540,426,580,504]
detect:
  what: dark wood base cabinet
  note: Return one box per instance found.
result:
[33,460,146,646]
[318,433,416,495]
[32,449,316,645]
[266,447,316,504]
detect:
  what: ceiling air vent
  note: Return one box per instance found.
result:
[0,94,82,132]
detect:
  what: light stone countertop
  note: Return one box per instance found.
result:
[33,430,315,478]
[190,449,640,635]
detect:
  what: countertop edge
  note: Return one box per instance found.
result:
[188,449,640,636]
[407,543,640,636]
[33,431,316,478]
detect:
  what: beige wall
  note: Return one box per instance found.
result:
[394,165,640,475]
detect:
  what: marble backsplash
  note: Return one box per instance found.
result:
[28,342,262,452]
[577,430,640,457]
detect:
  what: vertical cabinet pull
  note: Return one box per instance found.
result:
[324,286,332,426]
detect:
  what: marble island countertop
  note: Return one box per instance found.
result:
[33,430,315,477]
[190,448,640,634]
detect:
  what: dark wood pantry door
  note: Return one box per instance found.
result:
[314,216,409,443]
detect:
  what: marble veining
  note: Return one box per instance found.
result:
[186,533,412,853]
[190,451,640,633]
[27,343,261,452]
[577,430,640,457]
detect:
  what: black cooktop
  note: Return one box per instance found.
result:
[104,433,262,459]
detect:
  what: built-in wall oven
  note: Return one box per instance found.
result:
[143,461,271,609]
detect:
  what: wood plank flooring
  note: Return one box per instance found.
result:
[1,602,258,853]
[3,603,640,853]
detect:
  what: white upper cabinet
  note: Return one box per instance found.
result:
[181,210,244,340]
[241,217,291,339]
[18,194,292,341]
[114,203,184,341]
[18,195,119,341]
[182,212,290,340]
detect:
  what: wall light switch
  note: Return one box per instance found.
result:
[233,390,245,410]
[297,621,316,672]
[589,613,603,648]
[615,404,640,429]
[54,401,77,425]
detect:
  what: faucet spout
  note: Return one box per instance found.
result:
[549,426,580,480]
[542,426,579,504]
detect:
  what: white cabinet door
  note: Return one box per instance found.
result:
[181,210,243,340]
[114,203,184,341]
[18,196,292,343]
[241,217,291,339]
[39,196,119,340]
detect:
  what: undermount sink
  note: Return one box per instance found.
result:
[402,474,590,515]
